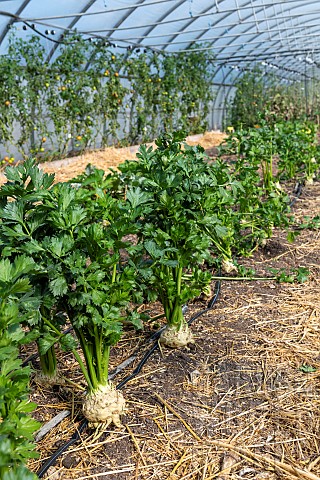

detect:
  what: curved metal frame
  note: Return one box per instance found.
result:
[0,0,320,108]
[0,0,32,45]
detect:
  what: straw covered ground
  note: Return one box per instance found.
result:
[0,131,226,186]
[15,132,320,480]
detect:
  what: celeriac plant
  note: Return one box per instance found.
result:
[0,256,41,480]
[0,158,146,425]
[119,131,226,347]
[220,125,293,255]
[45,192,146,425]
[275,121,319,184]
[0,159,63,382]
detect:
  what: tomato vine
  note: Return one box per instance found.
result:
[0,31,214,164]
[228,66,320,130]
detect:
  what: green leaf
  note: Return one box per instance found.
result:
[127,311,143,330]
[15,400,38,414]
[126,187,150,208]
[295,267,309,283]
[16,416,41,440]
[2,464,38,479]
[49,276,68,296]
[37,334,57,355]
[0,258,12,282]
[299,364,316,373]
[160,258,178,267]
[10,256,33,276]
[287,230,300,243]
[144,240,163,259]
[60,333,78,352]
[214,224,229,239]
[1,202,24,224]
[47,236,74,257]
[7,278,32,295]
[22,239,46,254]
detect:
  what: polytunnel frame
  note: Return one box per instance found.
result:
[0,0,30,45]
[163,0,320,78]
[1,1,320,65]
[116,1,320,87]
[211,63,312,129]
[201,5,320,118]
[171,0,320,126]
[1,0,320,132]
[1,1,320,80]
[210,52,316,130]
[45,0,154,62]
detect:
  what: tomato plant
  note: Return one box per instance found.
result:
[0,31,214,160]
[228,66,320,128]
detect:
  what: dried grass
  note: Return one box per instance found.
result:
[0,131,227,186]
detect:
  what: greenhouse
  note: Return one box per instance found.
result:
[0,1,319,479]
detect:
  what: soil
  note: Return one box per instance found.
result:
[10,132,320,479]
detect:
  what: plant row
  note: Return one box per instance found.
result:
[228,66,320,129]
[0,122,319,477]
[0,30,213,165]
[0,257,41,480]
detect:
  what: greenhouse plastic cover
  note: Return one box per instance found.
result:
[0,1,319,73]
[0,0,319,129]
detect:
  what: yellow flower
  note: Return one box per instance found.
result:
[226,126,234,132]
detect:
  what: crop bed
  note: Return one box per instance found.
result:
[15,133,320,480]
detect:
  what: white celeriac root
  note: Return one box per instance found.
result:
[159,323,194,348]
[83,383,126,427]
[221,258,238,274]
[306,176,314,185]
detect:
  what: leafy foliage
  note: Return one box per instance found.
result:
[0,256,40,479]
[217,121,320,256]
[0,160,78,378]
[297,215,320,230]
[228,66,319,128]
[0,117,316,450]
[0,30,214,164]
[117,131,224,329]
[0,158,146,393]
[269,267,310,284]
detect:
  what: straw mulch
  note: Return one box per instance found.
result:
[0,131,227,186]
[39,131,227,185]
[10,134,320,480]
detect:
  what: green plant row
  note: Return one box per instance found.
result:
[0,256,40,480]
[0,123,318,475]
[228,66,320,129]
[0,30,214,165]
[220,119,319,185]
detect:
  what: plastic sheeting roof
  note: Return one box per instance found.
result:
[0,0,319,85]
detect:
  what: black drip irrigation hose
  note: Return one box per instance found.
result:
[289,181,303,208]
[37,419,89,478]
[36,278,221,478]
[188,279,221,326]
[117,280,221,391]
